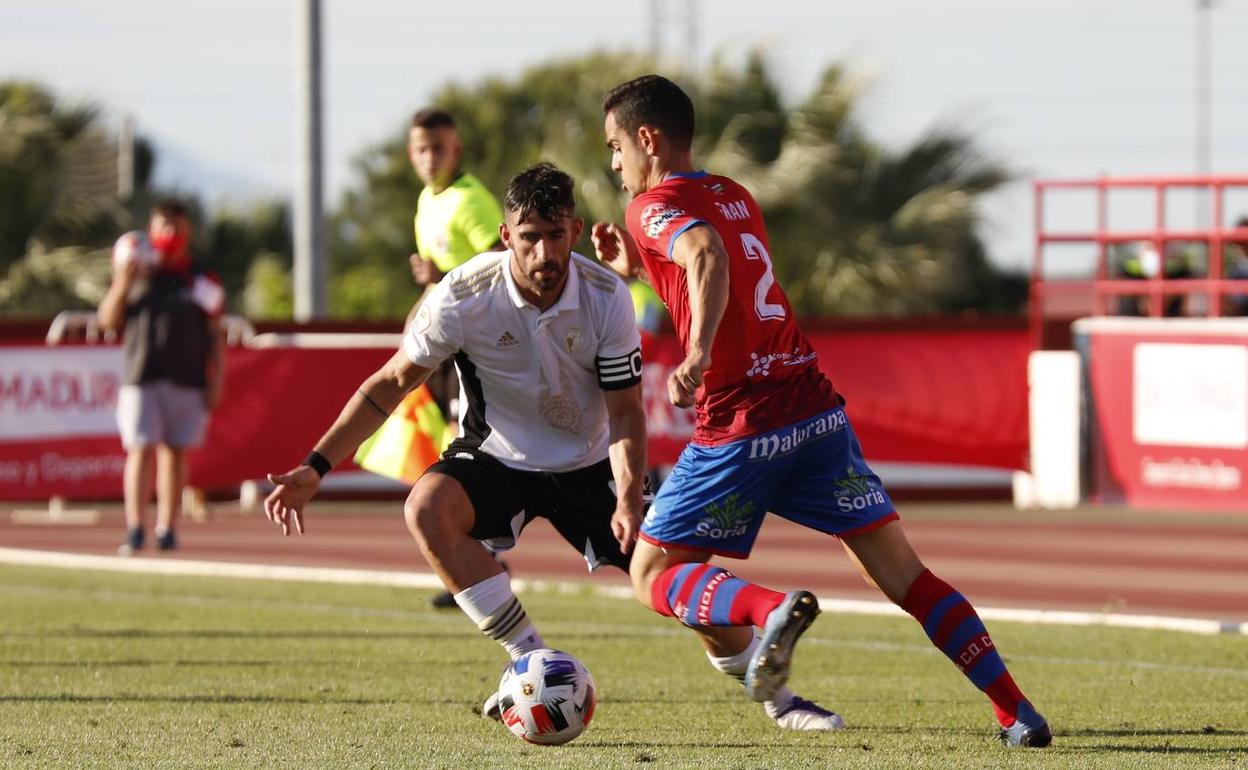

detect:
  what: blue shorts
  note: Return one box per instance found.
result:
[640,407,899,558]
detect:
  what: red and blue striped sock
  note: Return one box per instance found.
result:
[901,569,1029,727]
[650,563,785,628]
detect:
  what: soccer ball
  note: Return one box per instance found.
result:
[112,230,159,270]
[496,648,596,745]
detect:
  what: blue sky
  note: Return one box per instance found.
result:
[3,0,1247,273]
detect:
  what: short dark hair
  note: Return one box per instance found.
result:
[411,107,456,131]
[151,198,188,220]
[602,74,695,151]
[504,162,576,223]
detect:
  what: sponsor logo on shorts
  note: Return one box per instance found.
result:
[748,410,846,462]
[694,493,756,540]
[833,468,886,512]
[641,203,685,238]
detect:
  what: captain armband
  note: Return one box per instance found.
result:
[595,347,643,390]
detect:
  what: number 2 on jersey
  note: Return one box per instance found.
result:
[740,233,786,321]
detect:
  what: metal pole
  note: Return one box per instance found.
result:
[648,0,661,59]
[1195,0,1214,226]
[294,0,326,321]
[685,0,698,71]
[117,114,134,201]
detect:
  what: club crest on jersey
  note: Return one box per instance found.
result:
[641,203,684,238]
[413,304,433,334]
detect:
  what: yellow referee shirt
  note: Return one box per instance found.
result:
[414,172,504,274]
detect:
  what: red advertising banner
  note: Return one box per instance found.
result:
[1086,322,1248,511]
[642,327,1030,470]
[1,325,1030,500]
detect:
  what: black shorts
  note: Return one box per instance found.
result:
[425,445,630,573]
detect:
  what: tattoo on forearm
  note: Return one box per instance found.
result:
[357,389,390,418]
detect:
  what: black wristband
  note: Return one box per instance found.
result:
[304,450,332,478]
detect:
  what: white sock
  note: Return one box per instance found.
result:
[706,632,797,714]
[453,572,545,660]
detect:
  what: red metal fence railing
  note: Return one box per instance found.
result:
[1032,175,1248,349]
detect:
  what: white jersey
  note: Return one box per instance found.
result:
[404,249,642,472]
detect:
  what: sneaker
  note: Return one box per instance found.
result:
[155,529,177,551]
[430,590,457,609]
[745,590,820,702]
[998,702,1052,748]
[766,696,845,731]
[483,690,502,721]
[117,527,144,557]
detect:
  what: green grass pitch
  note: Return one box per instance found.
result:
[1,563,1246,769]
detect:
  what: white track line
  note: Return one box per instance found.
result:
[2,547,1244,636]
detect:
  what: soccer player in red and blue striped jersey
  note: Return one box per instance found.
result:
[592,75,1050,746]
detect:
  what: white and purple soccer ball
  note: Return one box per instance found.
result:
[111,230,159,271]
[496,648,596,746]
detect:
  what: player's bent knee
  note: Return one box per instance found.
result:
[627,541,668,610]
[401,491,436,543]
[402,474,473,547]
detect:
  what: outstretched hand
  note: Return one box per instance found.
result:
[263,465,321,536]
[591,222,642,281]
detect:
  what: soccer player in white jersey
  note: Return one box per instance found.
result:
[263,163,647,713]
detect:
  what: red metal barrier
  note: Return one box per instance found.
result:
[0,323,1031,500]
[1032,175,1248,349]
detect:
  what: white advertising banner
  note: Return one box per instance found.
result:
[1132,343,1248,449]
[0,347,123,441]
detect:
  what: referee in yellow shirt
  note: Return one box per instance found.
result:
[407,108,505,286]
[405,107,506,415]
[405,108,506,608]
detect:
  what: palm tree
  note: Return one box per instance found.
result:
[699,61,1015,316]
[325,53,1019,319]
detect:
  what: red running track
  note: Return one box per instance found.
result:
[2,501,1246,623]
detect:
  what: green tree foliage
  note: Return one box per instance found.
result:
[328,52,1021,319]
[197,200,292,311]
[0,80,292,318]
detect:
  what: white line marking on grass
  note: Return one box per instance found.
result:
[800,638,1248,679]
[5,555,1245,681]
[2,547,1245,637]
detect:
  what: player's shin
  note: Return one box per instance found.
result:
[900,568,1038,728]
[649,563,786,629]
[453,572,545,660]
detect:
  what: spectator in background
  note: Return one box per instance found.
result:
[1227,216,1248,316]
[98,199,226,555]
[1116,242,1194,317]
